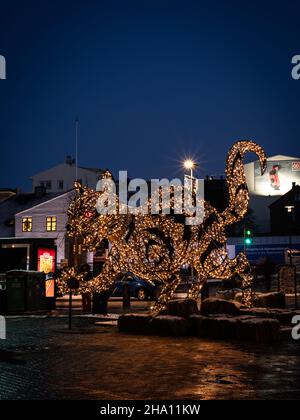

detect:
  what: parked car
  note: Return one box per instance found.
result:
[109,272,161,301]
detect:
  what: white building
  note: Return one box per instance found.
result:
[30,156,104,193]
[14,191,75,268]
[244,154,300,233]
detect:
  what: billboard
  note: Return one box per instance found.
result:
[37,248,56,274]
[254,159,300,196]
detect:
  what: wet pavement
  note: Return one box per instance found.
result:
[0,316,300,400]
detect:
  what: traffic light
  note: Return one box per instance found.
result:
[244,228,253,246]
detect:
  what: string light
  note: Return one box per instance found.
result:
[57,140,267,312]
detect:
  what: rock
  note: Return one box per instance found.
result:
[236,292,286,309]
[254,292,286,309]
[216,288,242,301]
[273,310,295,325]
[165,299,199,318]
[200,298,242,316]
[189,315,208,336]
[240,308,272,318]
[190,313,279,342]
[149,315,190,336]
[236,317,280,342]
[279,327,293,341]
[118,313,152,334]
[205,316,238,339]
[241,308,297,325]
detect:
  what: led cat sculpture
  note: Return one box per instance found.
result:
[60,140,267,312]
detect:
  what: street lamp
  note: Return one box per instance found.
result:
[183,159,198,293]
[184,159,196,180]
[285,205,295,265]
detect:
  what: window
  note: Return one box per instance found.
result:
[46,217,57,232]
[22,217,32,232]
[57,180,64,190]
[40,180,51,189]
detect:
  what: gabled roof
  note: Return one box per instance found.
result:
[245,154,300,165]
[269,184,300,208]
[0,191,62,237]
[30,163,104,179]
[0,189,17,203]
[78,166,104,173]
[15,190,74,215]
[267,154,300,161]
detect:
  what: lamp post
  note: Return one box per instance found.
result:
[285,205,295,265]
[183,159,198,294]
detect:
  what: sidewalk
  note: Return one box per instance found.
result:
[0,316,300,400]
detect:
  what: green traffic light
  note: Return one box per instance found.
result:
[246,230,251,236]
[245,238,252,245]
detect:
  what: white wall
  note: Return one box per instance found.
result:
[31,163,101,192]
[15,191,75,265]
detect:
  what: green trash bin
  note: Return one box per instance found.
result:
[5,270,46,313]
[5,271,26,312]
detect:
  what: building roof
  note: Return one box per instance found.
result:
[0,188,17,203]
[269,183,300,208]
[30,163,104,179]
[245,154,300,165]
[15,190,74,215]
[78,166,104,173]
[267,154,300,161]
[0,191,62,237]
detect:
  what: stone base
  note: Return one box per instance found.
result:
[190,315,237,339]
[236,317,280,342]
[241,308,300,325]
[236,292,286,309]
[190,314,280,342]
[118,312,281,342]
[164,299,199,318]
[200,297,242,316]
[149,316,190,336]
[118,314,152,334]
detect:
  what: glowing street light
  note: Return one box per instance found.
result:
[183,159,198,183]
[183,159,195,170]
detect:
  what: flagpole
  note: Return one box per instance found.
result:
[75,117,79,181]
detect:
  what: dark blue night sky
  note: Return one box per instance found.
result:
[0,0,300,190]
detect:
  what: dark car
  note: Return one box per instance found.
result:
[110,272,160,301]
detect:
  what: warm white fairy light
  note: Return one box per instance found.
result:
[57,140,267,312]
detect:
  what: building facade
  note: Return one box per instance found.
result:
[244,154,300,233]
[0,191,75,273]
[269,183,300,235]
[14,191,75,269]
[30,156,104,193]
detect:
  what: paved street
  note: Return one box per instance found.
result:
[1,315,300,400]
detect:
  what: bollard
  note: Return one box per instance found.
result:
[123,280,131,312]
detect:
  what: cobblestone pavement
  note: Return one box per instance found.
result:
[0,317,300,400]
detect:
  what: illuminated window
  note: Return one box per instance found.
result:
[22,217,32,232]
[46,217,57,232]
